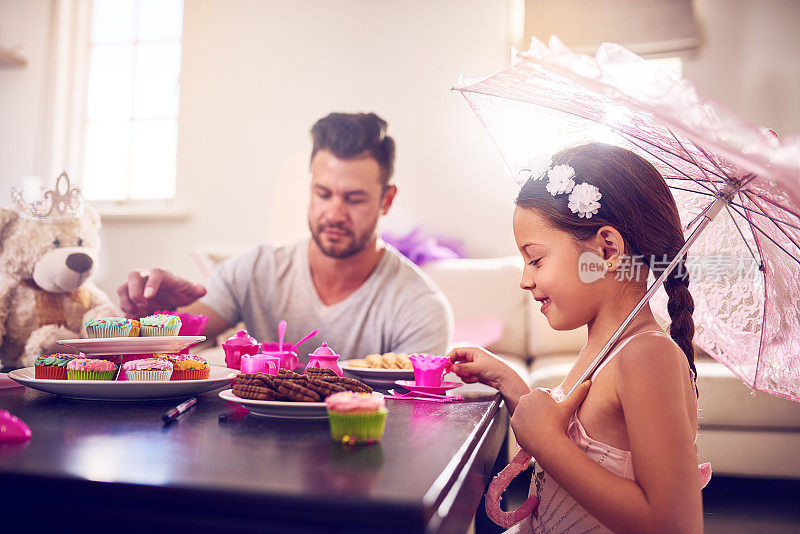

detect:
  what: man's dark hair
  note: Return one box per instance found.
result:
[310,112,396,187]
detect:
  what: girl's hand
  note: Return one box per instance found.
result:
[447,346,530,410]
[510,380,591,458]
[447,346,512,390]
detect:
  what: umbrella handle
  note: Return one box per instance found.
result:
[484,448,539,527]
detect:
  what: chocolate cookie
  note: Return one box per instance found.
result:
[232,382,284,401]
[275,378,322,402]
[305,376,348,398]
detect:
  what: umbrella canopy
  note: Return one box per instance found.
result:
[455,37,800,402]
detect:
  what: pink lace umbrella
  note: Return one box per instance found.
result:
[455,37,800,527]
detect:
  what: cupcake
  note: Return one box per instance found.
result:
[66,358,118,380]
[128,319,140,337]
[85,317,133,338]
[325,391,387,445]
[139,314,181,337]
[155,354,210,380]
[122,357,173,381]
[34,353,76,379]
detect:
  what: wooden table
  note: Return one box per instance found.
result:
[0,382,507,533]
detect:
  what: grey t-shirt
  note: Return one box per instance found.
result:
[201,238,453,362]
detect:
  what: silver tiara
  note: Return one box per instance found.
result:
[11,171,84,223]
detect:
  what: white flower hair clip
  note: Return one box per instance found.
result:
[518,157,552,182]
[544,164,602,218]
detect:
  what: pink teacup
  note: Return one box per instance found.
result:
[240,354,279,375]
[261,342,299,371]
[409,354,449,387]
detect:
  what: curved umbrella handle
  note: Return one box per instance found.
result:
[485,448,539,528]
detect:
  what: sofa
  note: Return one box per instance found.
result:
[423,257,800,479]
[193,246,800,479]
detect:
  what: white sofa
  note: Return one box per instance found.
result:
[422,257,800,479]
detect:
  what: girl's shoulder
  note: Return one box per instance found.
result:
[612,331,690,383]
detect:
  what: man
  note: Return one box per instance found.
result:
[118,112,452,360]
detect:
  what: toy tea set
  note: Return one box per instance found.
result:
[221,321,338,376]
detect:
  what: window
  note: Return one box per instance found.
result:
[80,0,183,202]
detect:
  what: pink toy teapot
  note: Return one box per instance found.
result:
[222,330,261,370]
[304,342,343,376]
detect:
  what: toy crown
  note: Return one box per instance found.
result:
[11,171,84,223]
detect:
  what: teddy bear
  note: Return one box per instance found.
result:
[0,172,119,370]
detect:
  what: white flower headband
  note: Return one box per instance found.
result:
[523,163,602,219]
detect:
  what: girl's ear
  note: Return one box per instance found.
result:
[595,226,626,269]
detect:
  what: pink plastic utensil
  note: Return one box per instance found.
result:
[409,354,449,387]
[290,328,319,353]
[0,410,32,443]
[384,392,457,403]
[277,320,287,352]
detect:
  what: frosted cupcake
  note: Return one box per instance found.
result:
[326,391,387,445]
[155,354,210,380]
[67,358,118,380]
[128,319,140,337]
[34,353,76,379]
[122,358,173,381]
[139,314,181,337]
[85,317,133,338]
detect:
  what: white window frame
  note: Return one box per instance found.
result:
[45,0,189,221]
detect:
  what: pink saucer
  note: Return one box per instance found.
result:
[395,380,462,396]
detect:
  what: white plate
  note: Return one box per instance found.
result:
[57,336,206,355]
[7,366,237,401]
[219,388,329,419]
[340,363,414,381]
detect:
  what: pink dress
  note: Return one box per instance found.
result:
[508,331,712,534]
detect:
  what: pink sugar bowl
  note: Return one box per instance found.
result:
[222,330,261,370]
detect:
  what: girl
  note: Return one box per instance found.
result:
[449,144,706,533]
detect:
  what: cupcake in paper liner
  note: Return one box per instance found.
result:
[128,320,140,337]
[85,317,133,338]
[66,358,118,380]
[325,391,387,445]
[139,314,182,336]
[155,353,210,380]
[34,353,77,379]
[122,357,173,381]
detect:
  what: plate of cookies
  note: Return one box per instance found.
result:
[220,368,376,419]
[340,352,415,381]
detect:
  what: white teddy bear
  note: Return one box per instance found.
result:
[0,173,119,370]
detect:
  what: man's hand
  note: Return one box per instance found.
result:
[117,268,207,318]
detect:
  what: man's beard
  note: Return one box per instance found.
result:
[309,221,376,258]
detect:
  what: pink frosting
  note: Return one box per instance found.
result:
[122,358,172,371]
[325,391,385,412]
[67,358,117,372]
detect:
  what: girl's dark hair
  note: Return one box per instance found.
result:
[515,143,697,381]
[310,112,396,186]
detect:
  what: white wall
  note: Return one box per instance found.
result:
[1,0,799,301]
